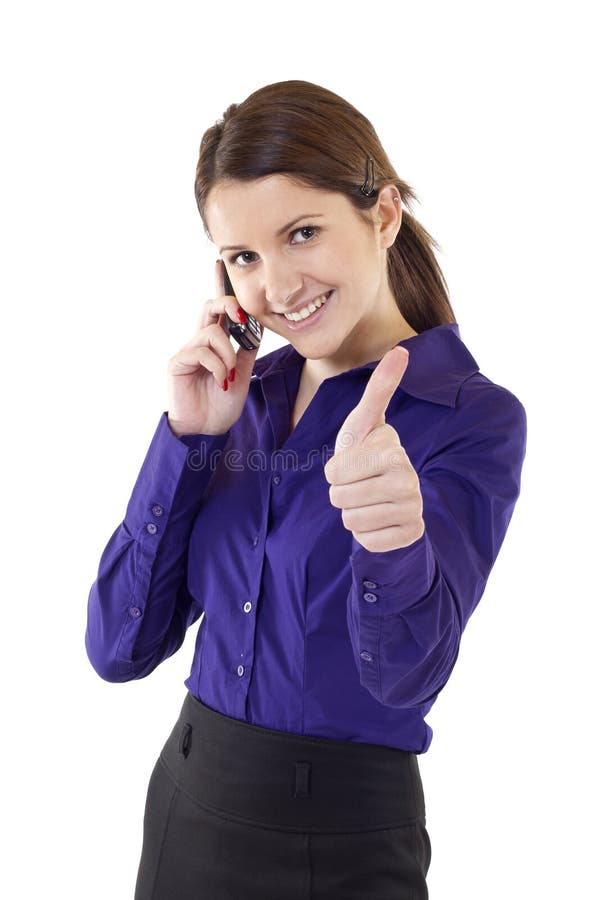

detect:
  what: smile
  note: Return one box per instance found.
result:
[283,291,332,322]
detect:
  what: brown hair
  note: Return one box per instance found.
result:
[194,80,456,333]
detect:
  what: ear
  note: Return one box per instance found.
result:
[374,184,402,249]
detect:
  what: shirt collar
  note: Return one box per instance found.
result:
[252,322,479,408]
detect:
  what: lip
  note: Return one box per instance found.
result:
[276,290,334,331]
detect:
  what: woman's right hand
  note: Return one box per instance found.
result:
[166,261,263,437]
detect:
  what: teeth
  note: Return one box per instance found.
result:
[284,292,330,322]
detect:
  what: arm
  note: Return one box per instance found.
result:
[346,381,527,708]
[85,412,230,682]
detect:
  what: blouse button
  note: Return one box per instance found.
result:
[129,606,142,618]
[363,592,378,603]
[146,522,158,535]
[363,580,378,590]
[151,504,164,517]
[237,665,245,677]
[360,651,374,663]
[273,474,281,485]
[243,602,252,614]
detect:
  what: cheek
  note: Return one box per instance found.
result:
[326,240,373,282]
[313,243,346,275]
[234,281,262,316]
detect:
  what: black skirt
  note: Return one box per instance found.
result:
[134,692,431,899]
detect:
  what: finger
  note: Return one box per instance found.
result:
[352,519,425,553]
[334,346,409,454]
[325,445,401,486]
[202,259,236,331]
[325,424,404,484]
[196,296,243,331]
[328,466,417,506]
[178,323,238,381]
[215,258,231,298]
[212,259,257,345]
[194,304,262,386]
[341,501,419,534]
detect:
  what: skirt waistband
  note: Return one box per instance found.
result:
[157,692,425,833]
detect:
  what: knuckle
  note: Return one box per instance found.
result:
[408,498,422,520]
[407,522,424,544]
[381,423,398,442]
[415,479,423,499]
[404,500,421,531]
[324,462,339,485]
[359,533,375,552]
[341,509,354,529]
[388,450,406,469]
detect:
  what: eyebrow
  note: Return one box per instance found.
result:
[218,214,324,254]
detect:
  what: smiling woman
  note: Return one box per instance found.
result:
[85,80,527,900]
[204,174,418,381]
[195,80,456,336]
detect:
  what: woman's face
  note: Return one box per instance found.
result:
[205,174,411,371]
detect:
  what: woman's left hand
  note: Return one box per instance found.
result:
[324,346,425,553]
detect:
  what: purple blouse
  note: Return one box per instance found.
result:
[85,323,527,752]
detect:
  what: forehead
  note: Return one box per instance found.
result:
[205,174,353,241]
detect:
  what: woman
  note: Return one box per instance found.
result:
[86,80,527,899]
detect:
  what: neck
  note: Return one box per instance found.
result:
[303,303,418,386]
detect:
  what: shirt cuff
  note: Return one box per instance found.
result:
[349,530,437,613]
[123,412,231,533]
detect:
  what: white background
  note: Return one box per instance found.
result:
[1,1,597,897]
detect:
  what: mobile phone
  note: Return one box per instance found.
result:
[221,262,262,351]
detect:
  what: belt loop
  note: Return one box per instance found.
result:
[179,722,193,758]
[294,761,312,799]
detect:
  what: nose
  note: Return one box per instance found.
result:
[262,259,302,307]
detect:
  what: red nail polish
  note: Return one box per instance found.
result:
[222,378,228,391]
[237,308,247,324]
[228,368,236,382]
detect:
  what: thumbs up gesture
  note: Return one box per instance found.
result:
[324,346,425,553]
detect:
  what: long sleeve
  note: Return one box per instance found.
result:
[83,328,527,753]
[85,412,230,682]
[346,380,527,709]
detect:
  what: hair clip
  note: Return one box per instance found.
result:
[360,157,376,196]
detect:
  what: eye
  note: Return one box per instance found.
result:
[228,225,321,267]
[230,250,258,268]
[290,225,320,244]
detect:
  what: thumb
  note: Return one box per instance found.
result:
[334,346,409,454]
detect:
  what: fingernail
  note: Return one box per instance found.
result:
[237,308,247,323]
[222,378,228,391]
[228,367,236,382]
